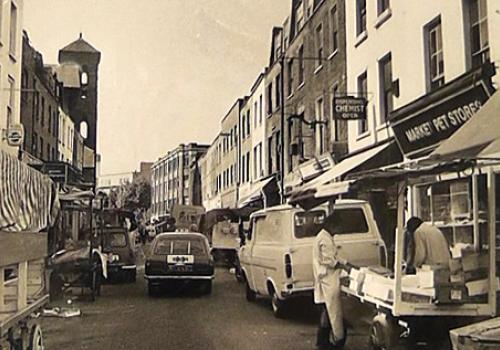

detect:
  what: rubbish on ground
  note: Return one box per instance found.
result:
[42,307,82,318]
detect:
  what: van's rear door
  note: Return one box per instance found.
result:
[290,210,327,290]
[330,205,383,268]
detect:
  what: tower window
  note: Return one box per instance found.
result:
[81,72,89,85]
[80,121,88,139]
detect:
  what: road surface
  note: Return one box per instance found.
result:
[42,267,374,350]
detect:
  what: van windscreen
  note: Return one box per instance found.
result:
[324,208,368,235]
[294,210,326,238]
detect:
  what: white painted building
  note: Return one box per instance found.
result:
[345,0,499,155]
[58,107,74,164]
[238,72,271,207]
[0,0,23,155]
[200,134,222,211]
[97,171,134,191]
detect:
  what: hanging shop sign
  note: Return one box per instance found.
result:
[389,62,495,159]
[334,96,367,120]
[4,124,24,147]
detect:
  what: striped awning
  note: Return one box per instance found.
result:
[0,149,59,232]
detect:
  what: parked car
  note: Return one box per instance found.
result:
[102,226,137,283]
[238,200,387,318]
[145,232,214,296]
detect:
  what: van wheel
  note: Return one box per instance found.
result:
[245,281,256,302]
[271,292,286,318]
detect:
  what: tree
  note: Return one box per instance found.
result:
[113,178,151,211]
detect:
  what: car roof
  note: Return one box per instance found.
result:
[155,232,207,241]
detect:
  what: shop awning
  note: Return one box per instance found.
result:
[0,149,59,232]
[431,91,500,160]
[238,176,276,208]
[288,142,393,209]
[298,142,392,193]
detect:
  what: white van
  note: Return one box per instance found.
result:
[238,199,386,317]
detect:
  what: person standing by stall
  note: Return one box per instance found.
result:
[405,216,450,271]
[312,214,346,349]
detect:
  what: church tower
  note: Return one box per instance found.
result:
[58,34,101,152]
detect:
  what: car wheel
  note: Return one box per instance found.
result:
[148,282,159,297]
[271,291,286,318]
[203,281,212,295]
[245,281,256,302]
[127,270,137,283]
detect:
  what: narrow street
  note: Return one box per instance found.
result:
[42,266,372,350]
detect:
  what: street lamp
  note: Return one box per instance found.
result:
[287,113,328,161]
[276,35,329,203]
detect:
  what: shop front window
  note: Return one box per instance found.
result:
[415,176,489,246]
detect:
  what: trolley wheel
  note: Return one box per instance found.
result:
[90,268,100,301]
[368,314,400,350]
[28,324,44,350]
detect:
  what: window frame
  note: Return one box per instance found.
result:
[424,16,445,92]
[357,71,369,135]
[356,0,367,37]
[377,0,390,16]
[315,23,324,68]
[330,5,339,54]
[378,53,394,125]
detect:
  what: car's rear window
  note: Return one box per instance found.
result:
[294,210,326,238]
[105,232,127,248]
[323,208,369,235]
[154,238,206,255]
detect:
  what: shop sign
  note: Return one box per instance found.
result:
[5,124,24,147]
[390,65,495,159]
[334,96,367,120]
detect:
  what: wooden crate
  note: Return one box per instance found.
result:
[0,232,48,337]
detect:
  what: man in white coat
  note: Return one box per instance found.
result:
[313,214,346,349]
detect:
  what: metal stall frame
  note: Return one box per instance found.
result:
[340,160,499,316]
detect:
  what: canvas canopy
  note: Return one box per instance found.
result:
[0,149,59,232]
[431,91,500,160]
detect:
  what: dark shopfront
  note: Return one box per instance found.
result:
[353,62,496,252]
[383,62,497,260]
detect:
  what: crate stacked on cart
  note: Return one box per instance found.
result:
[0,232,49,344]
[343,253,499,308]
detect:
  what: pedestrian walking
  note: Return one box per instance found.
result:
[312,214,347,350]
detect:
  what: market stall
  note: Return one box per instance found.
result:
[48,188,107,301]
[0,149,59,349]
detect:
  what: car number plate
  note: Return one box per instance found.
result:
[169,265,193,272]
[167,255,194,264]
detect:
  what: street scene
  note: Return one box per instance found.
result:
[2,0,500,349]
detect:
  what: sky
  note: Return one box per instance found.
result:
[23,0,290,175]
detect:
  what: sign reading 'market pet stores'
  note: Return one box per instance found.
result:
[334,96,367,120]
[389,63,495,159]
